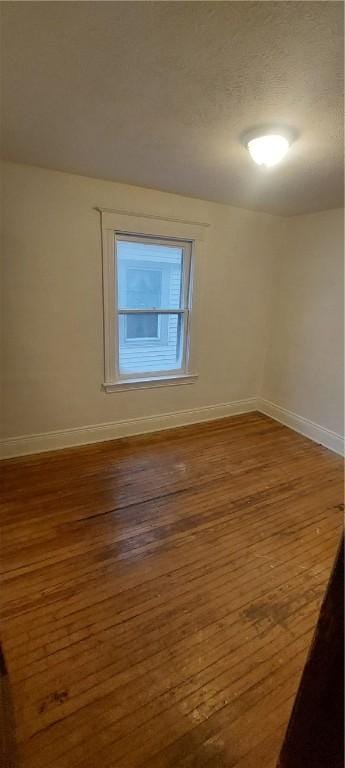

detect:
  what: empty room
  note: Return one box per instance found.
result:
[0,2,344,767]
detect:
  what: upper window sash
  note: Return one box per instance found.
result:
[115,233,191,312]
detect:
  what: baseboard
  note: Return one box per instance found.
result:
[0,398,257,458]
[2,396,343,459]
[258,398,345,457]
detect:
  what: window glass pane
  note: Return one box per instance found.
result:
[126,268,162,310]
[117,239,183,310]
[119,313,183,374]
[126,313,159,339]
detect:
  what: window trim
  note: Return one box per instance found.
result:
[100,209,205,392]
[103,373,198,393]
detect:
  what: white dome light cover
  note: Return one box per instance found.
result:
[243,127,294,168]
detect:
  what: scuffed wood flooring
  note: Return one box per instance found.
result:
[1,412,343,767]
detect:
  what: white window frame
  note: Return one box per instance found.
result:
[100,208,206,392]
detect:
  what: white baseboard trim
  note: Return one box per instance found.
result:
[2,396,343,459]
[0,398,257,459]
[258,398,345,457]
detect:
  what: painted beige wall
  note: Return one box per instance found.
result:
[2,163,343,449]
[262,208,344,436]
[2,162,277,439]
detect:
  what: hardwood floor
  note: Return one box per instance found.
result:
[1,412,343,768]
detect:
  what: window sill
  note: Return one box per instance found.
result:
[103,373,198,393]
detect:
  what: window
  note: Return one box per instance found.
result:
[100,210,203,392]
[116,236,191,379]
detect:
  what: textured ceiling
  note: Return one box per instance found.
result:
[1,1,344,216]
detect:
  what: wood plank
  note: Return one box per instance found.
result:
[0,412,343,767]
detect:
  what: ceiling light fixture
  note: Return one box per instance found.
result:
[244,128,293,168]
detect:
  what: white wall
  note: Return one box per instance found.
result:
[262,208,344,438]
[1,162,277,447]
